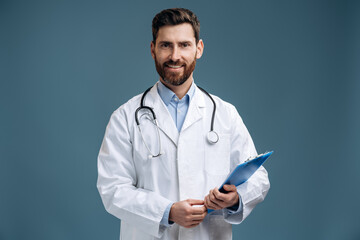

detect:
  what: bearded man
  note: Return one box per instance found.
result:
[97,8,270,240]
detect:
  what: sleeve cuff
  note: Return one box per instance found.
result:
[226,193,243,215]
[160,203,174,227]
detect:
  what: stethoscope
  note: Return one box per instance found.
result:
[135,85,219,159]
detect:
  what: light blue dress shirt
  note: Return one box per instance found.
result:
[157,80,195,132]
[156,81,242,227]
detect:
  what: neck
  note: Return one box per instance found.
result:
[159,76,193,99]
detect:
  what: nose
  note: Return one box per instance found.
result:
[170,46,180,62]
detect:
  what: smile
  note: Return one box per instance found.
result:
[166,64,183,69]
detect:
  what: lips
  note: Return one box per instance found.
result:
[166,65,182,69]
[164,62,185,69]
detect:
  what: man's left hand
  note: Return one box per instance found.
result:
[204,185,239,210]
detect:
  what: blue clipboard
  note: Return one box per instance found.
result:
[208,151,273,212]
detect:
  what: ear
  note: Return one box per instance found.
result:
[150,41,155,59]
[196,39,204,59]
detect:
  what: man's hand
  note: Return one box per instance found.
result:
[169,199,207,228]
[204,185,239,210]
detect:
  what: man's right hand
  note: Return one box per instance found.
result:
[169,199,207,228]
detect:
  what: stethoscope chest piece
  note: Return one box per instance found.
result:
[207,131,219,144]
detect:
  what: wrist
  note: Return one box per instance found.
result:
[227,192,239,209]
[234,194,239,205]
[169,203,175,222]
[161,202,174,227]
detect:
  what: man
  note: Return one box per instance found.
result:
[97,8,270,240]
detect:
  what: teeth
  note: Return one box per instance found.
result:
[167,65,182,69]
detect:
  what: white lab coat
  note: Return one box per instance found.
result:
[97,82,270,240]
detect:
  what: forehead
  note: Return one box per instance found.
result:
[156,23,196,43]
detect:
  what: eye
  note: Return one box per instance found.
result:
[160,43,170,48]
[181,42,190,48]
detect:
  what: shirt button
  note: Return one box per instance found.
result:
[174,97,178,102]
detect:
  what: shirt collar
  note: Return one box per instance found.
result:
[157,80,196,106]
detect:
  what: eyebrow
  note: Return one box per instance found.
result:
[179,41,193,45]
[158,41,172,45]
[158,41,193,45]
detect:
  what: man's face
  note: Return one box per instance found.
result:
[151,23,203,86]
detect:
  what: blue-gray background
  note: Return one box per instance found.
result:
[1,0,359,239]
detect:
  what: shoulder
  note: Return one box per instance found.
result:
[209,94,235,110]
[109,91,143,125]
[116,93,142,114]
[200,89,240,119]
[213,94,244,124]
[103,91,145,137]
[196,87,246,134]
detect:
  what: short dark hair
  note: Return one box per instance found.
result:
[152,8,200,44]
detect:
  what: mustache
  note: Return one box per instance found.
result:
[164,60,185,66]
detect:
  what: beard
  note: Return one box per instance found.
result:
[154,55,197,86]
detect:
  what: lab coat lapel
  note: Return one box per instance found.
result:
[181,86,206,132]
[147,83,179,146]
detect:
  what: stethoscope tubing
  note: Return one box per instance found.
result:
[135,85,218,158]
[197,86,216,132]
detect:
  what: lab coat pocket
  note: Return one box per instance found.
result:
[204,133,230,175]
